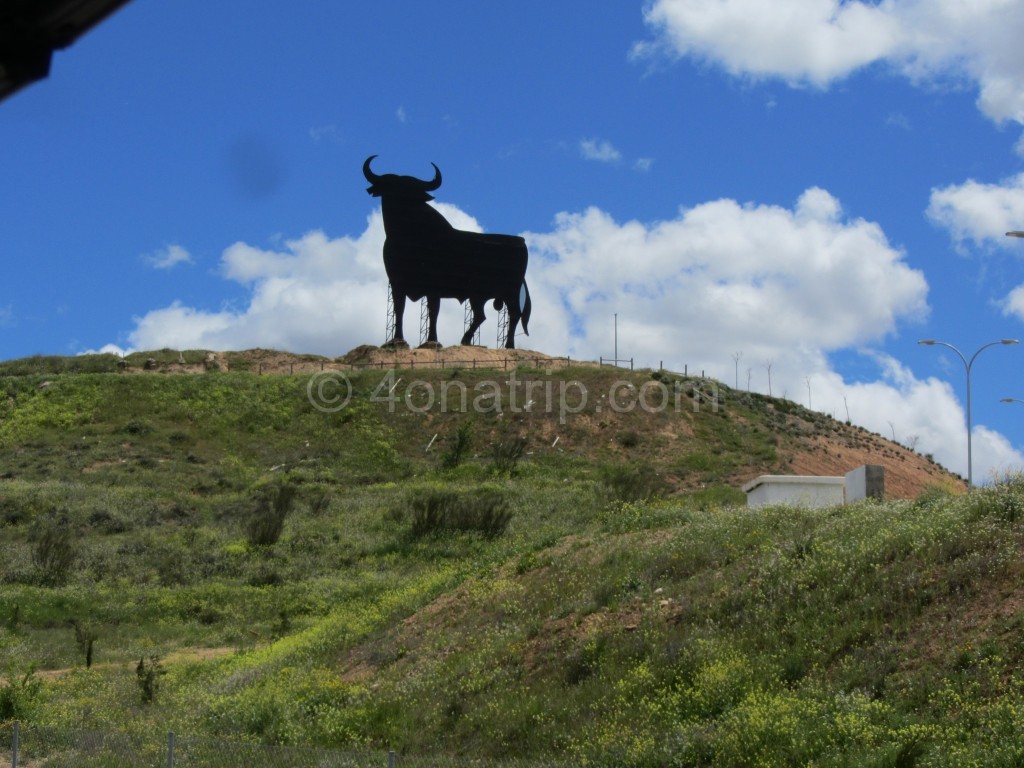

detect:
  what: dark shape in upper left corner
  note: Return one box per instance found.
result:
[0,0,134,103]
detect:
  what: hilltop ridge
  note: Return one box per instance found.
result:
[0,345,959,497]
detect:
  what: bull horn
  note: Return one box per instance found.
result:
[362,155,382,184]
[423,162,442,191]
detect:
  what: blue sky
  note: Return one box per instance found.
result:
[4,0,1024,482]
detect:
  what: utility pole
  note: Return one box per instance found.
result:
[732,352,743,389]
[614,313,618,366]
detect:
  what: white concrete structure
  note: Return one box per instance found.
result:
[743,465,884,509]
[742,475,844,509]
[844,464,885,503]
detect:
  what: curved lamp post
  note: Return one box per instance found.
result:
[918,339,1019,488]
[1007,231,1024,238]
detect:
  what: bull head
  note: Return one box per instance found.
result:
[363,155,442,201]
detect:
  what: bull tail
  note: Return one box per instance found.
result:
[520,281,531,335]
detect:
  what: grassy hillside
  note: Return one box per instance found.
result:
[5,353,1022,765]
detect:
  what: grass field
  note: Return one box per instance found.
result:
[3,357,1020,766]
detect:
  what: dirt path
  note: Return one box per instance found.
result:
[5,646,238,683]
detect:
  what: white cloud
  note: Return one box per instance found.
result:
[120,204,483,356]
[580,138,622,163]
[309,124,343,143]
[126,225,386,355]
[636,0,1024,125]
[100,186,1024,480]
[396,106,408,123]
[524,187,927,363]
[143,244,193,270]
[1002,284,1024,321]
[80,343,129,357]
[927,173,1024,248]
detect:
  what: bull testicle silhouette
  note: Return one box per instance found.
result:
[363,155,531,349]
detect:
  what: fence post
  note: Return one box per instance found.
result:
[11,721,18,768]
[167,732,175,768]
[388,749,396,768]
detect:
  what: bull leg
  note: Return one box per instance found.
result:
[505,293,521,349]
[425,295,441,345]
[390,292,407,346]
[461,297,486,346]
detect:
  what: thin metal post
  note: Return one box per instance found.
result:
[167,732,175,768]
[389,750,396,768]
[463,301,481,346]
[497,304,509,348]
[385,284,397,344]
[419,298,429,347]
[11,721,18,768]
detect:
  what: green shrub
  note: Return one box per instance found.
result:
[136,655,164,704]
[71,619,98,668]
[969,472,1024,522]
[491,435,527,476]
[404,484,512,538]
[0,669,39,720]
[616,430,641,448]
[915,481,958,509]
[440,421,474,469]
[600,464,667,503]
[685,485,746,510]
[245,480,298,547]
[304,484,333,515]
[30,512,77,586]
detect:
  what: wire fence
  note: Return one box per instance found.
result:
[0,354,688,378]
[0,355,589,377]
[255,356,579,375]
[0,354,693,377]
[1,722,556,768]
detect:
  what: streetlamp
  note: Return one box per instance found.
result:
[1001,398,1024,405]
[918,339,1020,488]
[1007,231,1024,238]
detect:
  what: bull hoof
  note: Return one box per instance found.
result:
[382,339,409,350]
[418,341,443,350]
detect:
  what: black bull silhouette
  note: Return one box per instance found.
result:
[363,156,532,349]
